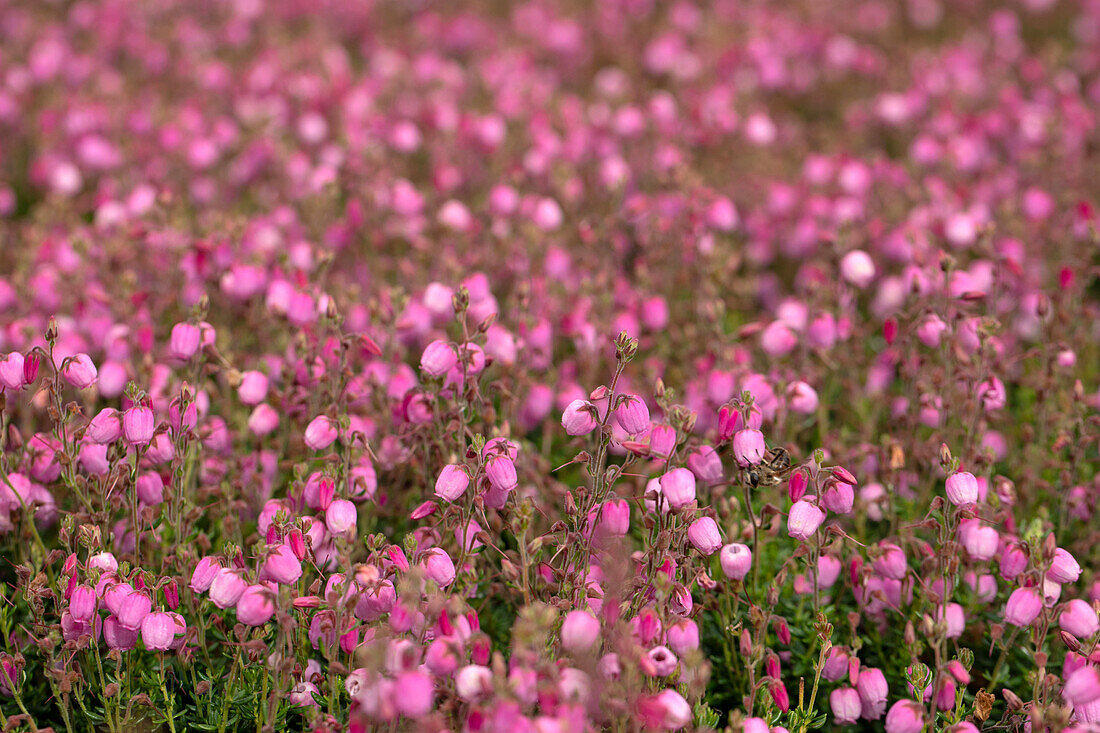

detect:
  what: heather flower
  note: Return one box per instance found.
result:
[561,610,600,652]
[562,399,598,436]
[658,468,696,509]
[420,340,456,377]
[830,687,861,724]
[615,395,650,435]
[117,591,152,631]
[420,548,456,587]
[788,501,825,541]
[62,353,97,389]
[209,569,248,609]
[732,429,766,467]
[0,352,25,390]
[1048,548,1082,584]
[1004,587,1043,627]
[482,454,516,494]
[1064,666,1100,706]
[325,499,357,535]
[190,557,222,593]
[141,611,181,650]
[434,464,469,502]
[884,700,924,733]
[263,544,303,585]
[945,471,979,506]
[856,667,888,719]
[687,517,722,555]
[455,665,493,702]
[168,322,202,361]
[104,615,139,651]
[1060,599,1099,639]
[720,543,753,580]
[304,416,338,450]
[236,585,276,626]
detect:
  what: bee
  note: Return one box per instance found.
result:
[745,447,795,488]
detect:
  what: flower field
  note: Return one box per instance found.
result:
[0,0,1098,731]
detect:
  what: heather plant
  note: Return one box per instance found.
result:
[0,0,1099,731]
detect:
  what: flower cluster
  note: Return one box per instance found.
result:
[0,0,1098,731]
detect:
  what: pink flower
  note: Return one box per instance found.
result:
[304,416,338,450]
[421,548,456,587]
[122,405,155,446]
[420,340,456,377]
[86,408,122,443]
[562,399,598,436]
[615,395,650,435]
[0,352,25,390]
[720,543,752,580]
[236,585,276,626]
[1004,587,1043,627]
[485,454,518,492]
[209,569,248,609]
[857,667,888,719]
[141,611,183,650]
[263,544,303,585]
[168,322,202,361]
[788,500,825,541]
[1060,599,1099,639]
[455,665,493,702]
[561,610,600,652]
[62,353,97,389]
[659,468,696,509]
[945,471,979,506]
[840,250,876,288]
[687,517,722,555]
[325,499,357,535]
[732,429,766,467]
[434,464,469,502]
[830,687,861,724]
[884,700,924,733]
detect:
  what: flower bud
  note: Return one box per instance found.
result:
[455,665,493,702]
